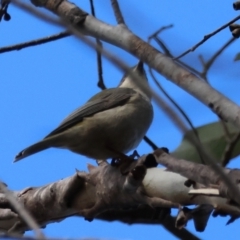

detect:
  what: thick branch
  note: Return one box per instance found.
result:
[30,0,240,129]
[1,152,240,234]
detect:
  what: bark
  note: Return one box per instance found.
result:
[1,152,240,234]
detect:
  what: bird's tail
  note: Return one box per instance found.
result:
[14,138,55,162]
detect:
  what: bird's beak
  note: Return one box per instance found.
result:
[134,61,144,74]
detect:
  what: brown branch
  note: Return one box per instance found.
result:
[0,31,70,54]
[110,0,125,25]
[174,15,240,59]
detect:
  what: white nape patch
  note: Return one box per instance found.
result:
[119,75,151,101]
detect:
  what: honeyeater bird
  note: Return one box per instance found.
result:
[14,61,153,162]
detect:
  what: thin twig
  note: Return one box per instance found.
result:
[143,136,158,150]
[0,0,10,21]
[95,41,105,90]
[89,0,106,90]
[153,36,173,57]
[149,69,198,138]
[89,0,106,166]
[200,37,236,79]
[222,132,240,167]
[0,181,45,239]
[0,31,70,54]
[174,15,240,60]
[110,0,125,25]
[148,25,173,40]
[148,27,202,77]
[148,68,205,163]
[153,36,202,78]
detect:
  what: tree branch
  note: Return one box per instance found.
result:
[0,31,70,54]
[25,0,240,129]
[110,0,125,25]
[1,152,240,235]
[89,0,106,90]
[174,15,240,59]
[0,181,45,238]
[199,37,236,79]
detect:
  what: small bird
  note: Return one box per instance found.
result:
[14,61,153,162]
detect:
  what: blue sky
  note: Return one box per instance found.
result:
[1,0,240,239]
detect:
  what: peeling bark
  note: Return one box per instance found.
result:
[1,151,240,234]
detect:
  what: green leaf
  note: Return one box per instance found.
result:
[171,121,240,164]
[234,53,240,61]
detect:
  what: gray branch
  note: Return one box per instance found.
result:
[30,0,240,128]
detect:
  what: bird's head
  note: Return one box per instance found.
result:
[118,61,151,100]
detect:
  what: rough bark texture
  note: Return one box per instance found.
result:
[1,151,240,234]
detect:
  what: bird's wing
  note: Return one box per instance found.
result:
[44,88,135,138]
